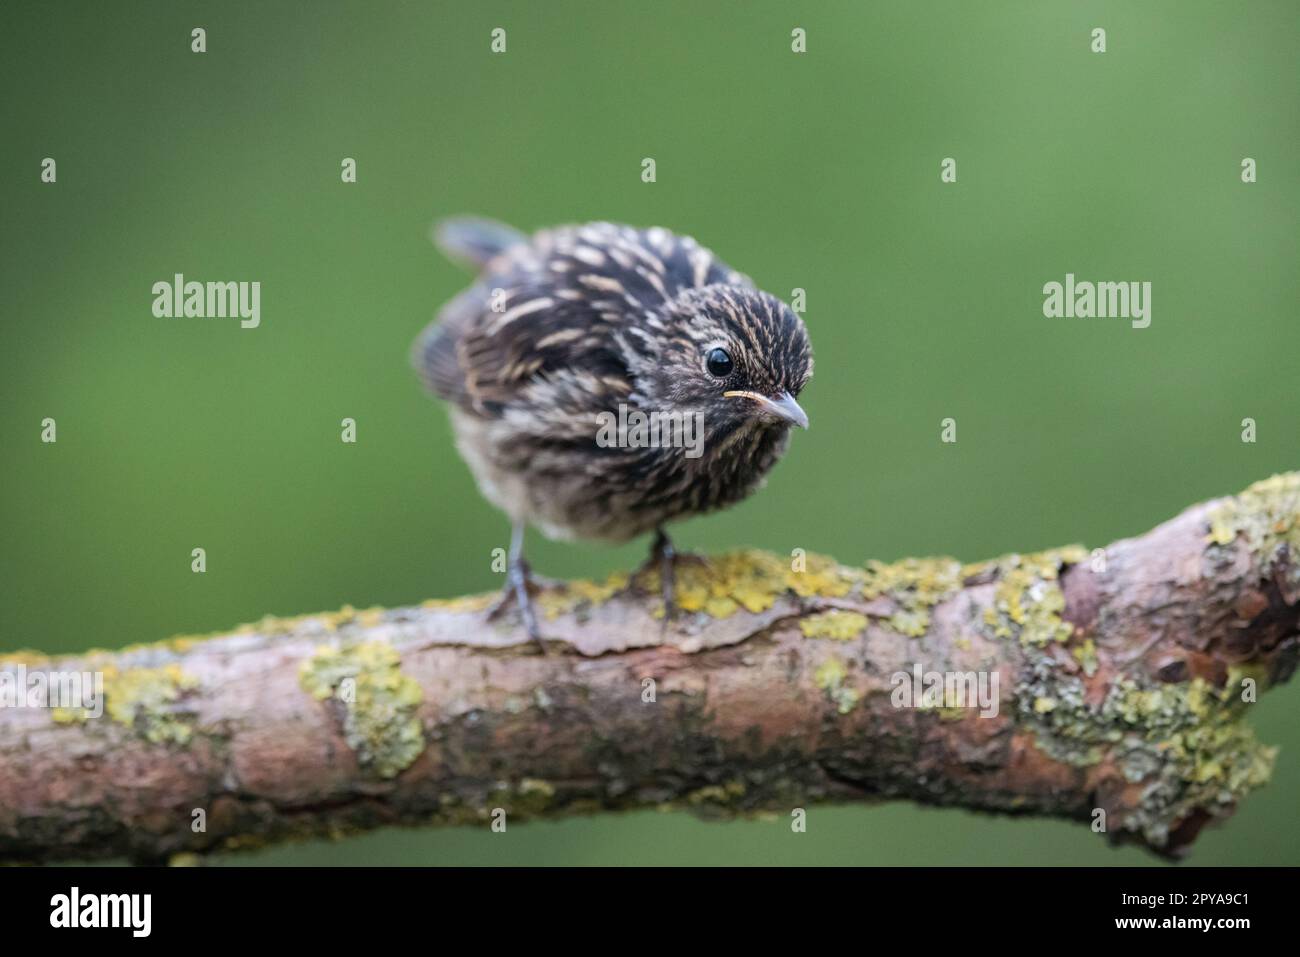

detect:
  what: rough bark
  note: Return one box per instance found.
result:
[1,473,1297,864]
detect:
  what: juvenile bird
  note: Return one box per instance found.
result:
[413,219,812,646]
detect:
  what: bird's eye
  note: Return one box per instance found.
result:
[705,348,733,378]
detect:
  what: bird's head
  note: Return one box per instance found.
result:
[631,285,813,437]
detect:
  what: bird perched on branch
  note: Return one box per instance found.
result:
[413,218,813,647]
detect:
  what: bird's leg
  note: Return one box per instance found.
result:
[651,527,678,621]
[628,527,706,623]
[486,522,546,653]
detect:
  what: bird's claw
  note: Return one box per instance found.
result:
[487,557,549,653]
[628,529,705,630]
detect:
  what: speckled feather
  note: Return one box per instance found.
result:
[413,220,813,542]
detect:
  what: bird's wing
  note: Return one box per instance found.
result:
[414,223,751,416]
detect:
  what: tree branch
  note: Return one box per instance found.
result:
[2,474,1297,863]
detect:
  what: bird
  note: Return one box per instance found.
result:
[412,218,813,648]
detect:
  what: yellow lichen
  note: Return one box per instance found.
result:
[813,656,859,714]
[50,705,91,725]
[786,551,861,599]
[1205,473,1300,590]
[1225,662,1271,699]
[703,595,739,617]
[634,550,863,619]
[800,610,868,641]
[421,592,497,614]
[356,606,386,628]
[0,650,52,668]
[1071,638,1099,676]
[1019,658,1276,845]
[433,550,870,625]
[538,572,629,620]
[116,633,208,657]
[299,640,425,779]
[101,664,200,745]
[862,556,963,637]
[687,780,747,805]
[813,657,845,688]
[983,547,1087,646]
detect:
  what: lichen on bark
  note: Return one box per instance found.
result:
[299,640,425,779]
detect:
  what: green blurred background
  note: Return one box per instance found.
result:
[2,0,1297,865]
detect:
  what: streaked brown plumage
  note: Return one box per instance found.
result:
[413,218,812,645]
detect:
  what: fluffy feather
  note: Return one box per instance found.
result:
[413,220,813,543]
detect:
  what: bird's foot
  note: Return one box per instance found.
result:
[486,556,548,653]
[630,529,706,626]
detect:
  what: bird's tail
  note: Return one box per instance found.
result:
[433,216,527,269]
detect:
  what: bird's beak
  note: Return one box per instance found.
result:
[723,390,810,429]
